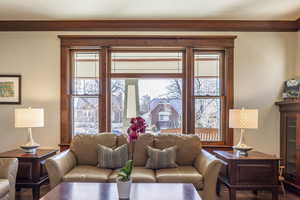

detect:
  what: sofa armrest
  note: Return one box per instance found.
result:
[0,158,18,200]
[194,149,222,200]
[45,150,76,189]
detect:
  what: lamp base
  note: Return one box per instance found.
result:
[20,128,40,154]
[233,128,253,156]
[20,145,39,154]
[233,146,253,156]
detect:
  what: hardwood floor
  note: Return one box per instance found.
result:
[216,186,299,200]
[15,184,300,200]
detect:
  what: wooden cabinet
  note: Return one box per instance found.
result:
[276,99,300,191]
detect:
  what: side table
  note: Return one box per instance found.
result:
[214,150,279,200]
[0,149,57,200]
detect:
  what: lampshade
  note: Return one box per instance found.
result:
[15,108,44,128]
[229,108,258,129]
[126,85,137,118]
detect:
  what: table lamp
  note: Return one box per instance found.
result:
[229,108,258,156]
[15,107,44,154]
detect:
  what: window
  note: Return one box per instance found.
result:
[159,112,170,122]
[110,50,183,135]
[60,35,235,149]
[111,52,182,74]
[71,51,100,135]
[194,53,222,141]
[111,78,183,134]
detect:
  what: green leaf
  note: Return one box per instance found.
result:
[117,160,134,181]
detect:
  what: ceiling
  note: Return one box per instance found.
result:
[0,0,299,20]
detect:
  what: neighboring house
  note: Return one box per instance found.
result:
[111,92,124,133]
[73,97,99,134]
[149,98,181,131]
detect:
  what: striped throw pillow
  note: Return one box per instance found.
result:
[97,144,128,169]
[145,145,178,169]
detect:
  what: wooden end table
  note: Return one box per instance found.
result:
[0,149,57,200]
[214,150,279,200]
[40,182,201,200]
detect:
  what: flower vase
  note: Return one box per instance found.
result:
[117,178,132,199]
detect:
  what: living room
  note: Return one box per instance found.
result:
[0,1,300,200]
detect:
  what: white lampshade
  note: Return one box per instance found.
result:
[127,85,137,118]
[229,108,258,129]
[15,108,44,128]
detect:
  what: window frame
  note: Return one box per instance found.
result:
[192,50,226,145]
[70,50,101,135]
[59,35,235,151]
[109,49,185,134]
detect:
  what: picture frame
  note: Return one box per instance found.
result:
[0,75,21,104]
[282,79,300,99]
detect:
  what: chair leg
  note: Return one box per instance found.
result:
[281,182,286,196]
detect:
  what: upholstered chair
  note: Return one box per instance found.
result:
[0,158,18,200]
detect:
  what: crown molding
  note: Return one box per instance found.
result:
[58,35,237,48]
[0,20,298,32]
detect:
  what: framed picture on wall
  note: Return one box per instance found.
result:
[0,75,21,104]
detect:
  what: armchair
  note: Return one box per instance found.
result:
[194,150,223,200]
[0,158,18,200]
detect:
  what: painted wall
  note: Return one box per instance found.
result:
[0,33,60,151]
[0,31,297,155]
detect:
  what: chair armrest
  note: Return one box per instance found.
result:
[45,150,76,189]
[0,158,18,200]
[194,149,222,200]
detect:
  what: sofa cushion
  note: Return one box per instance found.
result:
[63,165,112,182]
[0,179,9,199]
[97,144,129,169]
[108,167,156,183]
[70,133,117,165]
[117,134,128,147]
[133,134,154,166]
[117,134,132,159]
[156,166,204,190]
[154,134,202,165]
[145,146,178,169]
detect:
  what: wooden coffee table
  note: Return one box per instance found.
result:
[40,182,201,200]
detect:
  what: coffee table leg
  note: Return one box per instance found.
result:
[32,186,40,200]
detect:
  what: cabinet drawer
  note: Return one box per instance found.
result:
[236,162,276,185]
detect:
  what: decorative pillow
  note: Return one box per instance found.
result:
[145,145,178,169]
[97,144,128,169]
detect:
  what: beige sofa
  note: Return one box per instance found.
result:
[0,158,18,200]
[46,133,222,200]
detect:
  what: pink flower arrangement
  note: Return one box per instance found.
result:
[127,116,147,143]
